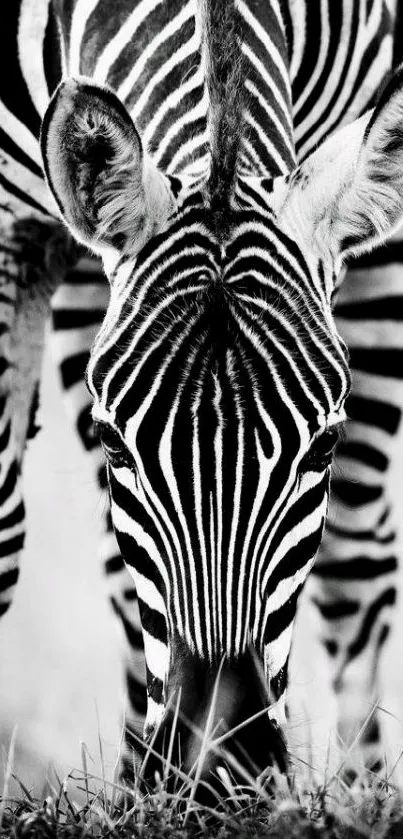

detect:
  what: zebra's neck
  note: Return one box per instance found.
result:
[46,1,396,186]
[55,0,296,181]
[204,0,295,185]
[288,0,394,161]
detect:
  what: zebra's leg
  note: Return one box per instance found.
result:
[308,249,403,777]
[310,476,399,776]
[49,261,147,773]
[0,216,77,620]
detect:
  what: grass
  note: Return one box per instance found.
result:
[2,761,403,838]
[2,716,403,838]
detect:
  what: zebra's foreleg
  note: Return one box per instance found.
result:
[307,247,403,779]
[309,502,398,777]
[0,216,77,619]
[49,264,147,775]
[308,402,402,778]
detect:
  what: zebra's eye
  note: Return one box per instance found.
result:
[94,422,132,468]
[301,426,340,473]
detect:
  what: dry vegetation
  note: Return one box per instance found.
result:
[2,721,403,838]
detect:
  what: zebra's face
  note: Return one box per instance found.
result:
[41,73,403,766]
[86,197,351,667]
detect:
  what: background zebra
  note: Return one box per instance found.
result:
[1,0,403,784]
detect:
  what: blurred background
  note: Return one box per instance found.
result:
[0,338,123,793]
[1,336,403,794]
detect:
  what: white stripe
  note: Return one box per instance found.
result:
[99,531,120,564]
[261,480,327,599]
[163,132,210,177]
[94,0,165,84]
[119,4,194,104]
[237,0,293,129]
[225,354,244,656]
[191,394,212,658]
[0,552,21,573]
[213,375,224,649]
[145,696,165,735]
[336,319,403,348]
[88,223,216,392]
[236,413,281,652]
[18,0,51,118]
[142,628,169,681]
[0,102,42,169]
[69,0,100,75]
[159,393,204,655]
[265,623,293,681]
[289,0,307,81]
[243,110,290,174]
[142,63,206,147]
[110,489,170,597]
[245,79,295,160]
[128,568,167,619]
[241,42,293,136]
[293,0,330,118]
[152,94,209,167]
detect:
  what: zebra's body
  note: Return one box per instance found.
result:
[1,0,403,780]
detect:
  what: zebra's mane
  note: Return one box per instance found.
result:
[202,0,245,233]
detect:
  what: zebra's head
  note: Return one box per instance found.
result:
[41,68,403,776]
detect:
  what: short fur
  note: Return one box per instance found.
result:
[202,0,245,233]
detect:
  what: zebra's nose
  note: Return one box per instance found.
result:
[142,639,287,796]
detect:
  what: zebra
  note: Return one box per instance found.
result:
[2,0,403,784]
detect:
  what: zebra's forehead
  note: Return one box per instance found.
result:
[88,205,350,431]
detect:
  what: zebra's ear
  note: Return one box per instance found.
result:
[40,78,175,256]
[286,67,403,260]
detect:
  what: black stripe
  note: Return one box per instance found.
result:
[331,480,383,507]
[311,598,360,619]
[346,395,401,434]
[336,441,388,472]
[105,554,125,574]
[145,666,163,704]
[263,583,304,644]
[0,2,41,138]
[60,351,89,389]
[0,172,50,217]
[351,240,403,267]
[0,502,25,531]
[347,587,396,661]
[138,597,168,645]
[349,348,403,377]
[326,520,395,545]
[0,462,18,507]
[126,671,147,716]
[0,125,43,179]
[43,2,62,96]
[110,596,144,650]
[0,533,24,559]
[52,308,105,330]
[269,657,289,701]
[336,296,403,320]
[312,555,397,580]
[76,405,98,452]
[0,565,19,592]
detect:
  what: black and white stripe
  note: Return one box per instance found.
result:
[0,0,403,777]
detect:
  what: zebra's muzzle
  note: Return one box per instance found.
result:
[141,638,287,799]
